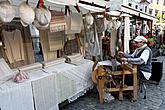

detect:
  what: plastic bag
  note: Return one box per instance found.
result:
[13,71,30,83]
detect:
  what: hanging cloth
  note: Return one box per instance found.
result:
[89,22,100,56]
[65,12,83,34]
[49,10,66,32]
[124,16,131,53]
[2,29,25,64]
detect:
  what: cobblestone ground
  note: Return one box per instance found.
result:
[60,56,165,110]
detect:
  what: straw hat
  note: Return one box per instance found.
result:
[34,20,49,30]
[35,6,51,26]
[85,12,94,26]
[0,1,15,23]
[20,20,28,27]
[19,2,35,26]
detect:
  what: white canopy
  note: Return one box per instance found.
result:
[10,0,106,15]
[47,0,106,14]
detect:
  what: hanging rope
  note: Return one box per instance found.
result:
[26,0,29,4]
[74,3,80,13]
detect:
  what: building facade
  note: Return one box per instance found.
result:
[149,0,165,24]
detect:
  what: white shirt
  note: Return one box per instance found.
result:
[137,44,151,80]
[130,44,151,80]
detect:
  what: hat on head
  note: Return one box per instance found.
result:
[134,36,148,42]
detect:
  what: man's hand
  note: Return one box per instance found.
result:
[118,51,124,57]
[121,58,127,62]
[121,58,128,64]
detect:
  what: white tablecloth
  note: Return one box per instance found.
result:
[0,81,34,110]
[0,55,93,110]
[31,72,59,110]
[43,58,94,103]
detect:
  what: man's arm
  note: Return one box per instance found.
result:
[127,49,150,65]
[127,57,145,65]
[118,51,135,58]
[123,53,135,58]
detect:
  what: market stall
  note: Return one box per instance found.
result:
[0,0,109,110]
[0,0,157,109]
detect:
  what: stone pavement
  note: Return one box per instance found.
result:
[60,56,165,110]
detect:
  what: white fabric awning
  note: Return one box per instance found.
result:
[10,0,106,15]
[78,3,105,13]
[47,0,106,14]
[79,0,107,7]
[46,0,79,5]
[106,11,121,16]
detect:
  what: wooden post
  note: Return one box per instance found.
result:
[97,66,106,103]
[132,65,138,101]
[98,78,105,104]
[119,90,123,101]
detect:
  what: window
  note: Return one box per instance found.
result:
[149,9,153,14]
[157,0,159,4]
[128,3,132,7]
[164,0,165,5]
[162,13,164,18]
[145,6,147,12]
[135,5,138,9]
[155,11,158,17]
[162,11,165,20]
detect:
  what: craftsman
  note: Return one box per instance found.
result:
[118,35,152,80]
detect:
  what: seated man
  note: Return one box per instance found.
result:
[118,36,152,80]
